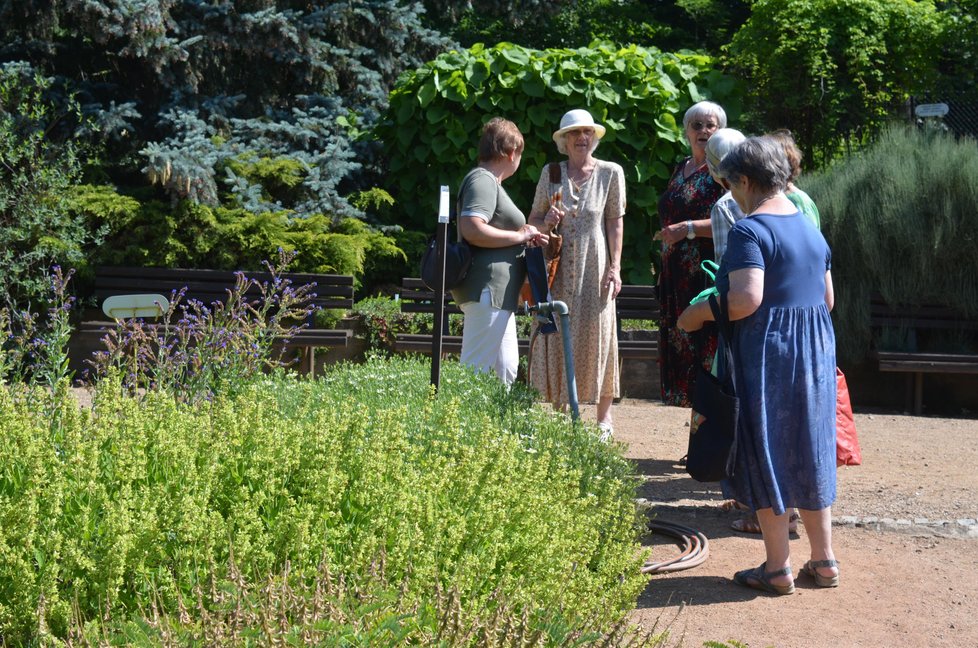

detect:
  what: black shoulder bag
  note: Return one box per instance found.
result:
[420,195,472,291]
[685,292,740,482]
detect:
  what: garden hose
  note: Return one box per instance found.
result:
[641,519,711,574]
[524,300,579,421]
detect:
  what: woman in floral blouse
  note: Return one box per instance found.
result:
[654,101,727,406]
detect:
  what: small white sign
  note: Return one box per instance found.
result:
[915,103,949,118]
[438,185,450,223]
[102,294,169,319]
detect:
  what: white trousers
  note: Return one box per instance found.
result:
[459,288,518,386]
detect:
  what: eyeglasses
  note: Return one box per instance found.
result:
[566,127,594,137]
[690,120,719,132]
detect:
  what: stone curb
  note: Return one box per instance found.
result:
[637,501,978,539]
[832,516,978,539]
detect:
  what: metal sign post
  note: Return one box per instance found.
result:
[430,185,450,389]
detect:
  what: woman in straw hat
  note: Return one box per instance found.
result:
[527,108,626,439]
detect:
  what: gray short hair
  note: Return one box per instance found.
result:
[682,101,728,131]
[718,136,791,193]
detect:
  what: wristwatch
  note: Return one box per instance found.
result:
[686,220,695,240]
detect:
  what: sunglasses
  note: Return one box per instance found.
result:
[566,127,594,137]
[690,120,719,132]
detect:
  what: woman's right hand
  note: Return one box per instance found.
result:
[521,224,549,248]
[544,204,564,232]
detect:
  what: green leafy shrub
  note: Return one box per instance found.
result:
[0,356,648,643]
[351,295,427,351]
[723,0,943,167]
[807,125,978,362]
[0,62,102,313]
[374,42,742,284]
[68,184,406,285]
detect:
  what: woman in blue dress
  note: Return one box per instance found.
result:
[678,136,839,596]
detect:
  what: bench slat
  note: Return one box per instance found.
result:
[95,266,354,309]
[394,278,660,363]
[877,352,978,374]
[870,294,978,413]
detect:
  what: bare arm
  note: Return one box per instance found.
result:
[605,216,623,297]
[528,203,563,235]
[654,218,713,246]
[824,270,834,311]
[727,267,764,320]
[677,266,763,331]
[458,217,546,248]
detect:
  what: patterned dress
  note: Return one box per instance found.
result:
[657,160,722,406]
[717,212,837,514]
[528,159,626,406]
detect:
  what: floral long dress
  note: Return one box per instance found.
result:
[657,160,722,406]
[528,159,626,406]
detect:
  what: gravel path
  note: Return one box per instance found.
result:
[584,399,978,648]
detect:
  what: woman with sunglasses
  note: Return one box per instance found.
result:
[678,136,839,596]
[654,100,727,406]
[527,109,625,438]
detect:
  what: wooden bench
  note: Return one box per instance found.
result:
[870,294,978,414]
[395,278,659,369]
[83,266,356,376]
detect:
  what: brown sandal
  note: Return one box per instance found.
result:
[800,559,840,588]
[733,562,795,596]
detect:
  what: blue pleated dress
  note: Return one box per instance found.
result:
[717,210,837,515]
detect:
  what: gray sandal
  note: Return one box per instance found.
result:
[800,559,840,588]
[733,562,795,596]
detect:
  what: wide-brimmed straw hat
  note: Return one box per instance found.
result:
[552,109,606,144]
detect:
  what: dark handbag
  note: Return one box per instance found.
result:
[686,293,740,482]
[420,234,471,291]
[520,162,564,307]
[543,161,563,264]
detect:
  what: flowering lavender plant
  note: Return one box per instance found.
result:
[85,249,318,402]
[0,265,76,391]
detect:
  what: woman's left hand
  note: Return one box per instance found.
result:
[654,222,690,246]
[678,302,707,332]
[604,266,622,298]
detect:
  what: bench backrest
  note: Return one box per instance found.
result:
[869,294,978,331]
[95,266,355,312]
[398,277,659,321]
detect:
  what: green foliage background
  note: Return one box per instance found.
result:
[375,42,741,284]
[66,184,408,290]
[808,126,978,363]
[0,63,101,313]
[723,0,943,167]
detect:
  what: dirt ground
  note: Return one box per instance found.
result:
[584,400,978,648]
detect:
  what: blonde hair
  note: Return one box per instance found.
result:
[766,129,803,182]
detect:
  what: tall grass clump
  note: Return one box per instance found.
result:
[806,125,978,362]
[0,355,653,644]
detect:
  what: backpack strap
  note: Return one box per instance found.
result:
[548,161,561,184]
